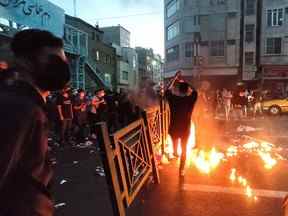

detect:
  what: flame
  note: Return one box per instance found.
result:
[246,186,253,198]
[226,146,238,157]
[258,151,277,170]
[230,168,236,182]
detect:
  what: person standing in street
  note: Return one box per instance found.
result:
[56,88,74,146]
[165,71,198,177]
[73,89,89,144]
[0,29,70,216]
[88,89,106,134]
[222,88,233,121]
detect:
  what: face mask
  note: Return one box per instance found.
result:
[33,55,70,91]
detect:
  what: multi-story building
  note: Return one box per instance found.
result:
[242,0,261,81]
[164,0,288,90]
[113,44,139,91]
[260,0,288,93]
[164,0,241,87]
[102,25,131,47]
[66,15,117,91]
[135,47,164,84]
[101,25,140,90]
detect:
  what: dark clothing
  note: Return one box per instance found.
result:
[166,89,198,172]
[59,119,72,144]
[166,90,198,136]
[0,81,53,216]
[73,97,88,125]
[56,94,73,119]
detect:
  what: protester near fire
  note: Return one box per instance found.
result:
[165,71,198,177]
[222,88,233,121]
[0,29,70,216]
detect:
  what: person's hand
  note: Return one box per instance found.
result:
[176,71,182,78]
[60,115,64,121]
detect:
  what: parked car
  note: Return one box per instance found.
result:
[262,98,288,115]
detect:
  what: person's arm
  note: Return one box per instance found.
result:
[166,71,182,91]
[56,97,64,120]
[57,105,64,121]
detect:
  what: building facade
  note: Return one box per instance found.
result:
[113,44,139,91]
[66,15,117,92]
[164,0,241,86]
[102,25,131,47]
[164,0,288,90]
[101,25,140,90]
[260,0,288,93]
[135,47,164,84]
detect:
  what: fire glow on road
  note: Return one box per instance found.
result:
[182,184,288,199]
[162,122,287,201]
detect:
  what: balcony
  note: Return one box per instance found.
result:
[64,24,88,57]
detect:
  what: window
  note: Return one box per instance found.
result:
[166,45,179,62]
[96,51,100,61]
[122,71,129,81]
[167,21,180,40]
[245,52,254,65]
[210,41,225,56]
[104,73,111,85]
[166,0,180,18]
[246,0,255,15]
[133,56,137,68]
[185,42,193,57]
[267,9,284,27]
[105,55,111,64]
[193,15,200,26]
[209,0,226,6]
[266,38,282,54]
[245,24,255,42]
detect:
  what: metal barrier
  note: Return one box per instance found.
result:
[96,118,160,216]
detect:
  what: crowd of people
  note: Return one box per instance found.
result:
[198,88,265,121]
[46,87,143,147]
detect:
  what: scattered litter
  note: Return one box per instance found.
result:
[60,180,67,185]
[55,203,66,208]
[76,141,94,149]
[95,166,105,177]
[50,158,57,165]
[237,125,263,133]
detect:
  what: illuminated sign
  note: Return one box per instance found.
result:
[0,0,64,37]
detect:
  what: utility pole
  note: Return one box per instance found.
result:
[73,0,77,17]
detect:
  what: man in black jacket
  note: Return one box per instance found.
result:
[166,71,198,177]
[0,29,70,216]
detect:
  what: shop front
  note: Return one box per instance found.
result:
[262,65,288,97]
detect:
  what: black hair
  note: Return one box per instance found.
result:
[178,82,190,94]
[11,29,63,58]
[78,89,85,93]
[95,88,105,94]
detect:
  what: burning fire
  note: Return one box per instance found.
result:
[165,122,224,174]
[162,121,283,201]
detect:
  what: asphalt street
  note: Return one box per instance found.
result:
[52,116,288,216]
